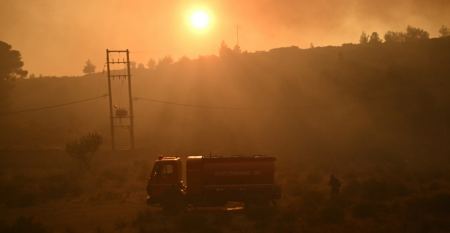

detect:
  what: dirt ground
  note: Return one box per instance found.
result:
[1,150,450,233]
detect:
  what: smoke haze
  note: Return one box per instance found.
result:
[1,0,449,75]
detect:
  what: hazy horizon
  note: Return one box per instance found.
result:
[1,0,450,76]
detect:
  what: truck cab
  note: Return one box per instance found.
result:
[146,156,185,205]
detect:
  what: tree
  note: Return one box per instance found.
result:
[384,31,406,43]
[65,132,103,170]
[219,41,233,57]
[360,32,369,44]
[157,56,174,69]
[82,60,96,75]
[147,59,156,70]
[137,63,145,69]
[233,45,242,54]
[405,26,429,41]
[0,41,28,80]
[177,56,190,64]
[439,25,450,37]
[0,41,27,110]
[369,32,382,45]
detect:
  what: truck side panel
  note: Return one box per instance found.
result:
[202,161,274,185]
[186,156,280,203]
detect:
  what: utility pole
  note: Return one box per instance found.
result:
[106,49,135,150]
[236,24,239,47]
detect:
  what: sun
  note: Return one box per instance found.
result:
[189,10,210,30]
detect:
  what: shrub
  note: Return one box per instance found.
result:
[65,132,102,170]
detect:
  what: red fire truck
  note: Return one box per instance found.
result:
[146,155,281,211]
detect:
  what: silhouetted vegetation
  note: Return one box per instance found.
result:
[359,32,369,44]
[384,31,406,43]
[147,59,156,70]
[439,25,450,38]
[0,41,27,111]
[65,132,102,169]
[368,32,382,44]
[405,25,430,41]
[82,60,96,75]
[384,25,432,44]
[0,41,27,80]
[157,56,174,69]
[219,41,241,57]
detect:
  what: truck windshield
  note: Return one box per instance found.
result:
[153,163,174,177]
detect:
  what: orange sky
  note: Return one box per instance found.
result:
[1,0,450,76]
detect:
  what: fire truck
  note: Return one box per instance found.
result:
[146,155,281,211]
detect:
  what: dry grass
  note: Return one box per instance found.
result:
[0,149,449,233]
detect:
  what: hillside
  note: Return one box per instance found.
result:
[2,37,450,160]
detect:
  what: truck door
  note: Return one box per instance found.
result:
[150,162,178,185]
[147,162,175,200]
[147,159,185,206]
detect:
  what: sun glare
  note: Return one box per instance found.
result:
[190,10,210,30]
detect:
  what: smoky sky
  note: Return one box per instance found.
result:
[1,0,449,76]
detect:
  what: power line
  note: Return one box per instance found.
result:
[0,93,306,117]
[134,96,246,110]
[134,96,306,111]
[0,94,108,116]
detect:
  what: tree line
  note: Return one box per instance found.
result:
[360,25,450,45]
[3,24,450,81]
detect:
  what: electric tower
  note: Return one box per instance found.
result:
[105,49,135,150]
